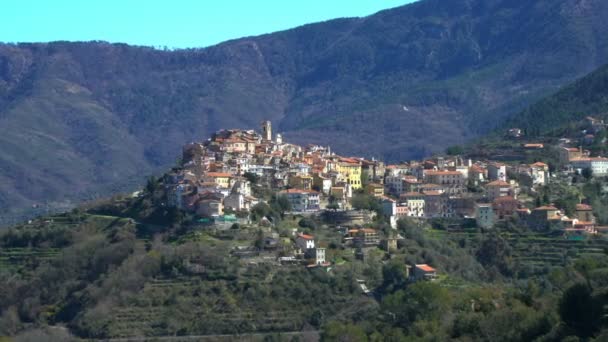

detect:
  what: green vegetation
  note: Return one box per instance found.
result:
[4,0,608,225]
[505,63,608,136]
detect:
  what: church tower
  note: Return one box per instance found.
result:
[262,121,272,141]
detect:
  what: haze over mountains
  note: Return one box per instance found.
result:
[2,0,608,222]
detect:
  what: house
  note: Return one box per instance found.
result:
[559,147,584,164]
[448,196,476,218]
[469,165,487,185]
[314,248,326,265]
[528,205,561,230]
[423,170,465,195]
[202,172,232,188]
[508,128,523,138]
[529,162,549,186]
[296,233,315,251]
[401,192,425,217]
[570,157,608,176]
[575,203,595,223]
[487,163,507,182]
[337,157,363,189]
[423,191,450,218]
[475,203,494,228]
[381,197,397,217]
[412,264,437,281]
[280,189,320,212]
[366,183,385,197]
[313,173,333,194]
[485,180,514,201]
[492,196,519,220]
[288,174,313,190]
[349,228,380,247]
[196,198,224,217]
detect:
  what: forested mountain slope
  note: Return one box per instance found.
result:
[2,0,608,222]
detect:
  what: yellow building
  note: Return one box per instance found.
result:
[338,158,362,190]
[203,172,232,188]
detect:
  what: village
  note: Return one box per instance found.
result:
[162,117,608,284]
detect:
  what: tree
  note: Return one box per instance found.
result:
[582,167,593,180]
[270,194,291,216]
[475,232,514,277]
[381,260,409,294]
[243,172,260,184]
[381,282,450,329]
[559,283,602,338]
[446,145,465,156]
[321,321,368,342]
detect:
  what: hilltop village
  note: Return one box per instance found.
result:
[162,118,608,272]
[5,117,608,340]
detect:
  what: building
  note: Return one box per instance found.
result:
[423,171,465,195]
[412,264,437,281]
[570,157,608,176]
[313,173,333,194]
[350,228,380,247]
[475,203,494,228]
[492,196,519,220]
[288,175,313,190]
[296,233,315,251]
[366,183,385,197]
[401,192,425,217]
[262,121,272,141]
[423,191,449,218]
[314,248,326,265]
[485,180,514,201]
[529,162,549,186]
[337,158,363,190]
[280,189,320,212]
[560,147,583,164]
[487,163,507,182]
[528,205,561,230]
[202,172,232,189]
[575,204,595,223]
[196,199,224,217]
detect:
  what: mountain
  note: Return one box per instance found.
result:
[504,62,608,135]
[2,0,608,223]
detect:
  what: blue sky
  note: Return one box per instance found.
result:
[2,0,416,49]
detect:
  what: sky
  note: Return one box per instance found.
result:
[2,0,416,49]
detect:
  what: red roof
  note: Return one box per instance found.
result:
[426,171,461,177]
[297,233,314,240]
[576,204,593,211]
[416,264,436,272]
[486,180,510,187]
[206,172,232,178]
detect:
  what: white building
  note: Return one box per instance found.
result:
[314,248,326,265]
[571,157,608,176]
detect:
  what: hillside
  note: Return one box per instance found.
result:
[504,62,608,136]
[3,0,608,223]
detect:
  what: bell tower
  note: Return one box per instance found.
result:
[262,121,272,141]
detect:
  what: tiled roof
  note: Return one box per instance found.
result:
[576,204,593,211]
[415,264,436,272]
[206,172,232,178]
[486,180,510,187]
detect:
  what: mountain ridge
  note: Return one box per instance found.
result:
[2,0,608,223]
